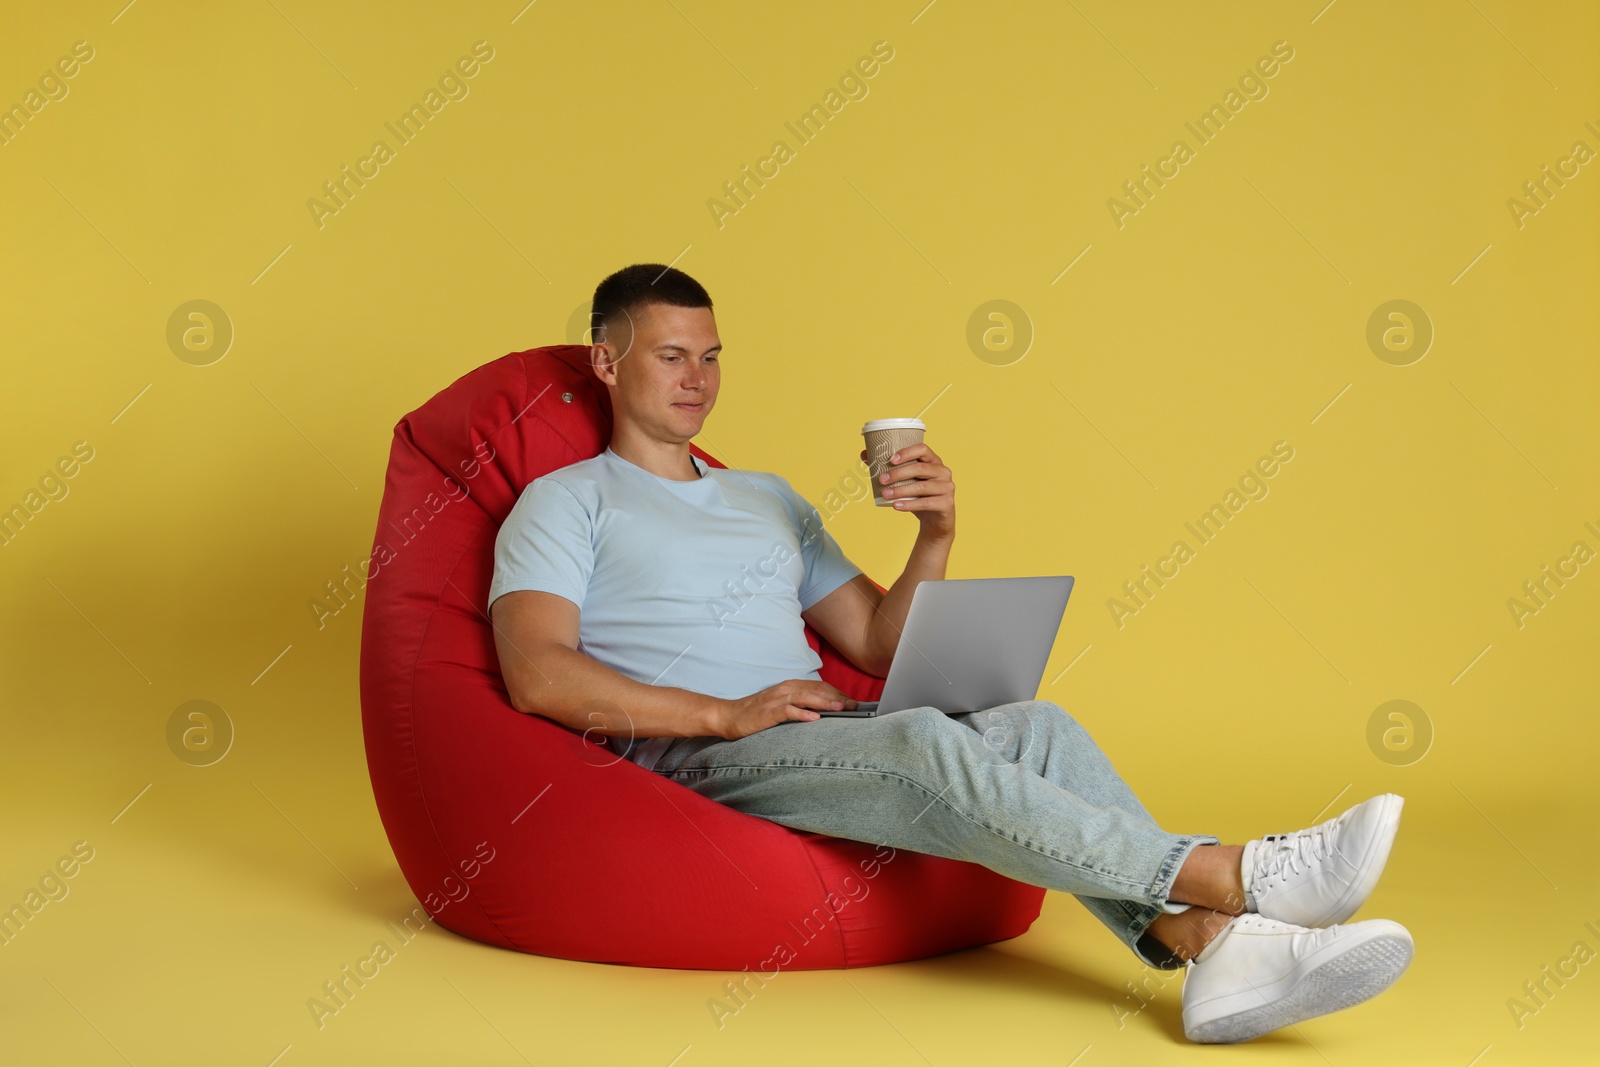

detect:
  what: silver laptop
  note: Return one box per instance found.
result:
[819,576,1074,717]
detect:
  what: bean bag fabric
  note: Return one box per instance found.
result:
[359,344,1047,969]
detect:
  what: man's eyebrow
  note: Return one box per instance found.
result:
[653,342,723,355]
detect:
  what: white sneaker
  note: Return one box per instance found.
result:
[1242,793,1404,927]
[1182,913,1413,1044]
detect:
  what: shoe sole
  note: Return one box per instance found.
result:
[1185,931,1413,1044]
[1313,794,1404,927]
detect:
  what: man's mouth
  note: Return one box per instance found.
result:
[673,401,705,412]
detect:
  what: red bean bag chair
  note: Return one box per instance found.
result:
[359,344,1046,969]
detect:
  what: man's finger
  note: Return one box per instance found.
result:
[790,689,844,710]
[890,442,930,462]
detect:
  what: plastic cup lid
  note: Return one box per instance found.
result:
[861,418,926,433]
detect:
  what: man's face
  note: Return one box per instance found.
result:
[594,302,720,441]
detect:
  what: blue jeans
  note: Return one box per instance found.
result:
[650,700,1218,970]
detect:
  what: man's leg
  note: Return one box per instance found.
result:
[650,702,1220,968]
[945,700,1243,967]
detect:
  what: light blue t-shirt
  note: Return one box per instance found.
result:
[488,446,863,772]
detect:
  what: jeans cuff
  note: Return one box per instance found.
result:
[1150,833,1221,903]
[1131,832,1222,969]
[1134,929,1187,970]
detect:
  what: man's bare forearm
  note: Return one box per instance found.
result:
[863,531,952,675]
[506,643,726,740]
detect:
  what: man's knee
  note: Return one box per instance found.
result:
[1030,701,1111,764]
[1005,700,1096,757]
[1032,699,1083,730]
[974,700,1072,739]
[887,703,1076,761]
[964,701,1061,764]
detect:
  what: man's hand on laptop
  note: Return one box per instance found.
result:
[712,681,859,739]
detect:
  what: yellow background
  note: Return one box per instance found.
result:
[3,1,1596,1063]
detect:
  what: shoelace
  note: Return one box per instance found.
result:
[1234,913,1332,936]
[1257,821,1337,887]
[1191,913,1338,967]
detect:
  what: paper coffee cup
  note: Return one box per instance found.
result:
[862,418,925,507]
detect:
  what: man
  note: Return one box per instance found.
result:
[487,263,1413,1044]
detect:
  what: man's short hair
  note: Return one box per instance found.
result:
[590,263,713,346]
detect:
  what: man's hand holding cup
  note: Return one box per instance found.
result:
[861,418,955,542]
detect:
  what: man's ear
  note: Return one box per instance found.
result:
[590,343,617,386]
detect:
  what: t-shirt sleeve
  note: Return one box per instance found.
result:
[488,477,594,612]
[780,478,864,612]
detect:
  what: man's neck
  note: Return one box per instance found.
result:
[608,430,701,481]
